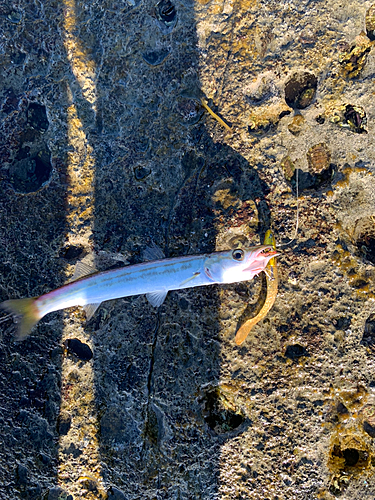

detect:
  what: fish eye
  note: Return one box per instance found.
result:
[232,249,244,261]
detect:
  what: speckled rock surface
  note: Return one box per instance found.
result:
[1,0,375,498]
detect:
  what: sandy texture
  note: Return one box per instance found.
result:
[1,0,375,498]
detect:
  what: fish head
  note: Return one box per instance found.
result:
[204,245,279,284]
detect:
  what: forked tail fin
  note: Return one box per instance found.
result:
[1,298,41,340]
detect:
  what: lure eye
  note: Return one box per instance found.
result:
[232,249,245,261]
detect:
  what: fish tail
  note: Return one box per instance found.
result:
[1,297,41,340]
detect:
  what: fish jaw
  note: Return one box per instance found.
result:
[242,246,279,279]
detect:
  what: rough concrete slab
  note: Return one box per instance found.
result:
[1,0,375,498]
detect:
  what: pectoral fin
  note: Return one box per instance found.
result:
[146,291,168,307]
[264,267,274,280]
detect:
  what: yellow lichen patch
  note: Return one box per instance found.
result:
[339,32,373,80]
[210,3,225,15]
[332,243,375,298]
[333,163,369,189]
[227,35,257,60]
[239,0,257,12]
[248,103,291,134]
[233,0,258,14]
[212,188,240,210]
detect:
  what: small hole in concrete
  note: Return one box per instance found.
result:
[9,151,52,193]
[203,388,244,434]
[343,448,359,467]
[362,314,375,352]
[284,344,308,360]
[284,72,317,109]
[27,103,49,132]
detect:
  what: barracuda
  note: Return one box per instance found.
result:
[1,244,278,339]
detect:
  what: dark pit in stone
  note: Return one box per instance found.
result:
[9,150,52,193]
[284,72,317,109]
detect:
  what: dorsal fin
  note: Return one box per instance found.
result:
[71,262,98,282]
[143,244,165,262]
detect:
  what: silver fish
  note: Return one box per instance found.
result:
[1,245,278,339]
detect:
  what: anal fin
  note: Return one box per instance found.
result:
[83,302,102,321]
[146,291,168,307]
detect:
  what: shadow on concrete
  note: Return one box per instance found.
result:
[0,0,272,498]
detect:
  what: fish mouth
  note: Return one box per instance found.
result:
[243,246,280,273]
[258,248,279,257]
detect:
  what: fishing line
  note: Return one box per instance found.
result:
[276,166,299,249]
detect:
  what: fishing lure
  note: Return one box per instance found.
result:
[235,230,278,345]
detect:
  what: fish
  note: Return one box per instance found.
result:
[1,244,278,339]
[235,230,279,345]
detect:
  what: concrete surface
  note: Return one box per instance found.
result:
[1,0,375,498]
